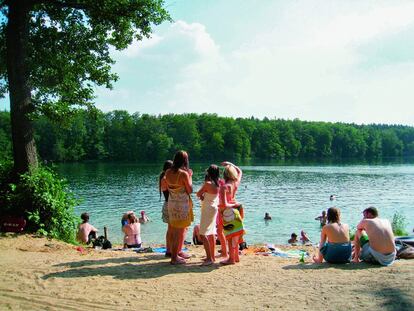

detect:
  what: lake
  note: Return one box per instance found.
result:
[57,161,414,245]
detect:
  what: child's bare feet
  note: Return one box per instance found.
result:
[201,260,214,266]
[178,252,191,259]
[220,259,236,265]
[171,257,186,265]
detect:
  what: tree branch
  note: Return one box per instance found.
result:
[33,0,91,10]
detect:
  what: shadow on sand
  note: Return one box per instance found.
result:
[282,262,384,271]
[376,287,414,311]
[43,254,218,280]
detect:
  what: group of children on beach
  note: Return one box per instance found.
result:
[159,151,245,266]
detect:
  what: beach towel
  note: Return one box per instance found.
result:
[222,205,245,238]
[152,247,188,254]
[168,174,194,228]
[396,242,414,259]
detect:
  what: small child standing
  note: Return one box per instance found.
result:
[196,164,220,266]
[122,213,142,248]
[77,212,98,244]
[219,162,244,265]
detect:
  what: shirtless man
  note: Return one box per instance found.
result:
[352,207,396,266]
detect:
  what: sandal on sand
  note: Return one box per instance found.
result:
[201,260,214,266]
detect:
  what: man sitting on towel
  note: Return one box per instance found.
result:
[352,207,396,266]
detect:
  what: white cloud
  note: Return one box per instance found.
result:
[120,34,164,58]
[95,1,414,125]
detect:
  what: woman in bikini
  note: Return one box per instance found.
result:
[165,151,193,265]
[313,207,351,264]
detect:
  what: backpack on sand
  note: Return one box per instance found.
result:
[92,236,112,249]
[396,242,414,259]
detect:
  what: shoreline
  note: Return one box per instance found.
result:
[1,234,413,310]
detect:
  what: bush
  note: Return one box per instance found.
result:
[392,212,408,236]
[0,164,79,243]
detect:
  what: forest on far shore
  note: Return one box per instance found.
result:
[1,110,414,163]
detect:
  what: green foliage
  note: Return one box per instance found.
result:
[1,110,414,163]
[0,0,171,119]
[0,164,79,243]
[391,212,408,236]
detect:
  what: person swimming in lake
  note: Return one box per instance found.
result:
[264,213,272,220]
[288,233,298,244]
[77,212,98,244]
[139,210,150,223]
[300,230,311,244]
[315,210,327,226]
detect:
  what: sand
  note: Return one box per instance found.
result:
[0,234,413,311]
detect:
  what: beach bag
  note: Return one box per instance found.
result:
[93,236,112,249]
[397,242,414,259]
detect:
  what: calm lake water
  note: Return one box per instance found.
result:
[57,162,414,245]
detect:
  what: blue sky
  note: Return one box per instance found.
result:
[2,0,414,125]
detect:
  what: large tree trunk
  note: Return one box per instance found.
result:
[6,1,38,175]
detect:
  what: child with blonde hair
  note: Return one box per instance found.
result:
[219,161,245,265]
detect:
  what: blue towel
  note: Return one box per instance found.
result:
[152,247,188,254]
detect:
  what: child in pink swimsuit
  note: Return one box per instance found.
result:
[122,214,142,248]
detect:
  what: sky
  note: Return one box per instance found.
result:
[2,0,414,125]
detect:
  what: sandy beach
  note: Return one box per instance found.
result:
[0,234,413,311]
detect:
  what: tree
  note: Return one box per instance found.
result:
[0,0,170,174]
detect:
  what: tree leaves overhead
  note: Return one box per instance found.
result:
[0,0,171,119]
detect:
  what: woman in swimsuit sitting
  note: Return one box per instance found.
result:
[313,207,352,264]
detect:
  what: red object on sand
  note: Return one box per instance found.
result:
[76,246,85,253]
[0,217,26,233]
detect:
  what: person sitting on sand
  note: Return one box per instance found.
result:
[139,211,150,223]
[264,212,272,220]
[352,207,396,266]
[313,207,351,264]
[315,210,327,227]
[288,233,298,244]
[121,211,134,248]
[77,212,98,244]
[122,213,142,248]
[300,230,311,244]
